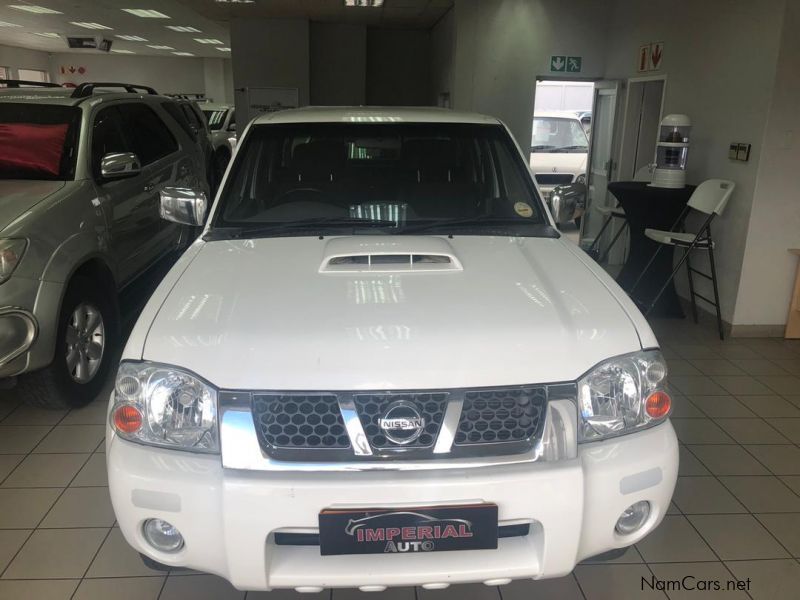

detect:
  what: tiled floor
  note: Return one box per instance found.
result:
[3,315,800,599]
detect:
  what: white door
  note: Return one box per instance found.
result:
[580,81,620,247]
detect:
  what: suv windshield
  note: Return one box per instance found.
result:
[203,109,228,131]
[531,117,588,153]
[213,122,550,237]
[0,103,81,180]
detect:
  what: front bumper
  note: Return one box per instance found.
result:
[107,420,678,592]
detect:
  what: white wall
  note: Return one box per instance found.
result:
[430,9,455,106]
[604,0,785,326]
[203,57,228,103]
[733,0,800,330]
[310,22,366,106]
[0,43,52,79]
[366,28,430,106]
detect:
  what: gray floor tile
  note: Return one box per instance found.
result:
[765,418,800,443]
[730,358,790,376]
[687,444,770,475]
[691,359,745,376]
[40,487,115,528]
[715,419,788,444]
[773,359,800,376]
[671,419,734,444]
[70,454,108,487]
[687,395,754,418]
[666,359,702,376]
[635,515,716,562]
[757,375,800,395]
[1,406,67,426]
[780,476,800,495]
[648,562,749,599]
[33,425,105,454]
[0,529,30,571]
[736,395,800,417]
[714,345,762,360]
[574,564,664,600]
[671,344,720,360]
[743,342,800,361]
[500,576,584,599]
[0,579,79,600]
[0,399,22,422]
[668,396,704,418]
[0,454,24,481]
[333,588,414,600]
[159,573,245,600]
[0,488,61,528]
[688,514,790,560]
[783,395,800,409]
[2,528,108,579]
[418,584,500,599]
[756,513,800,557]
[725,559,800,600]
[581,545,642,564]
[1,454,89,488]
[72,576,165,600]
[248,590,328,600]
[60,402,109,426]
[671,477,747,514]
[712,376,774,395]
[0,426,52,454]
[744,445,800,475]
[670,376,728,396]
[718,476,800,513]
[678,445,710,475]
[85,528,164,578]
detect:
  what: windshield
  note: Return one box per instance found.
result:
[212,122,551,237]
[203,109,228,131]
[531,117,588,153]
[0,103,81,180]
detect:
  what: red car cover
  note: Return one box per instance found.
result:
[0,123,69,177]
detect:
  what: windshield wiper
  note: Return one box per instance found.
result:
[531,144,556,151]
[551,145,588,153]
[400,215,541,234]
[206,217,398,239]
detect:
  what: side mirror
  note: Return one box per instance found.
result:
[100,152,141,179]
[227,122,236,133]
[550,182,587,224]
[159,187,208,226]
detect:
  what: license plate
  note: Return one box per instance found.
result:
[318,504,498,556]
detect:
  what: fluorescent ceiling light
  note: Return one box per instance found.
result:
[111,49,135,54]
[344,0,384,6]
[116,34,146,41]
[70,22,113,30]
[32,31,59,37]
[147,44,173,50]
[166,25,200,32]
[0,20,22,27]
[172,51,194,56]
[9,4,62,14]
[122,9,169,18]
[216,47,231,52]
[194,38,222,44]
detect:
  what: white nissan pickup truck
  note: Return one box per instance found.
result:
[106,107,678,593]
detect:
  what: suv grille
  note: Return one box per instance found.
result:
[355,392,448,449]
[456,387,546,445]
[252,394,350,451]
[535,173,574,186]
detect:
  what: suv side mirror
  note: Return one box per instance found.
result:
[100,152,141,179]
[550,182,587,224]
[160,187,208,226]
[227,122,236,133]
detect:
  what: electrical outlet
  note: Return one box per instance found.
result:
[729,142,751,161]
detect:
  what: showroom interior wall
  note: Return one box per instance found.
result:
[310,22,366,105]
[733,0,800,333]
[430,8,455,106]
[604,0,786,330]
[366,28,430,106]
[0,43,50,78]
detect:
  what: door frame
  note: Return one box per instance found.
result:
[616,74,668,180]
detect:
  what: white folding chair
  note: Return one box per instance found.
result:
[630,179,735,339]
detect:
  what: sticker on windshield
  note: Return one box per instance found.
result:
[514,202,533,218]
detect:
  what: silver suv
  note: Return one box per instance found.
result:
[0,81,210,408]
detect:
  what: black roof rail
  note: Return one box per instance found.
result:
[0,79,62,88]
[70,82,158,99]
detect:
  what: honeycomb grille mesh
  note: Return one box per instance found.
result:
[455,387,546,445]
[355,393,448,449]
[252,394,350,450]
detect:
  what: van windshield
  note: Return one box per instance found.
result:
[0,104,81,180]
[213,122,552,238]
[531,117,588,153]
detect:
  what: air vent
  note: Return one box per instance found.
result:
[319,236,463,273]
[322,253,461,273]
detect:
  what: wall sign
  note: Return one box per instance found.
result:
[550,55,582,73]
[637,42,664,72]
[60,65,86,75]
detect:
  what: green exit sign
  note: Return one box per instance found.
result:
[550,55,582,73]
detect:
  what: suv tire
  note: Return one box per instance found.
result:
[16,277,118,409]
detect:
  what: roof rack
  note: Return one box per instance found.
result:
[70,82,158,99]
[0,79,62,89]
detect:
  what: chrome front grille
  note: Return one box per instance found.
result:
[245,385,555,462]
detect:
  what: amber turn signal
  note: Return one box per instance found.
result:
[113,405,143,433]
[645,391,671,419]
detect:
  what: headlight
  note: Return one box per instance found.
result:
[0,239,27,284]
[577,350,670,442]
[111,362,219,453]
[575,173,586,186]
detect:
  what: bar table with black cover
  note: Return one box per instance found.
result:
[609,181,696,317]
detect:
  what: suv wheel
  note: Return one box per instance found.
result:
[16,277,118,409]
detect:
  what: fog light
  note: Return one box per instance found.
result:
[615,501,650,535]
[142,518,184,553]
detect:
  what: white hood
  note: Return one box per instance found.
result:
[142,235,642,390]
[529,152,587,176]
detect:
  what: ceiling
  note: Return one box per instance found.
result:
[0,0,453,59]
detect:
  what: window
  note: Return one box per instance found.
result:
[181,104,205,133]
[161,101,196,139]
[117,103,178,165]
[91,106,132,178]
[17,68,49,83]
[531,117,588,153]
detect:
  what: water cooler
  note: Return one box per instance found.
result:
[650,114,691,189]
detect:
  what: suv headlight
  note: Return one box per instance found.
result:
[0,239,27,284]
[575,173,586,186]
[110,362,219,453]
[577,350,671,442]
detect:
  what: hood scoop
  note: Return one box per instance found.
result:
[319,236,463,273]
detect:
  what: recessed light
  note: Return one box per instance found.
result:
[111,49,135,54]
[70,22,113,30]
[172,51,194,56]
[9,4,62,14]
[122,9,170,18]
[165,25,201,33]
[344,0,384,6]
[147,44,174,50]
[0,20,22,27]
[32,31,60,37]
[216,47,231,52]
[116,34,147,41]
[194,38,222,45]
